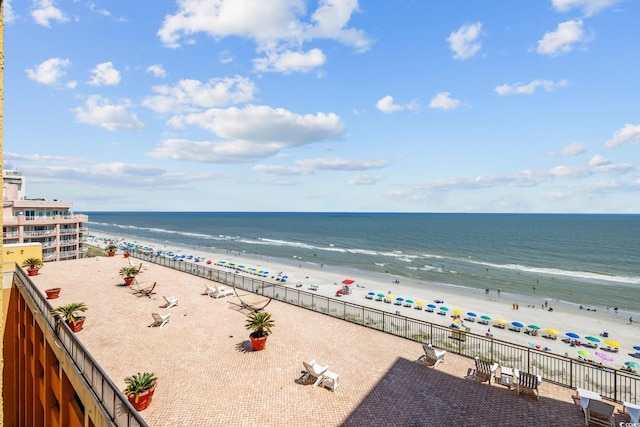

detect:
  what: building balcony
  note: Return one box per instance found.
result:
[60,228,79,235]
[23,230,57,237]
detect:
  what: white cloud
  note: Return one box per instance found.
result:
[348,174,383,185]
[605,123,640,148]
[428,92,462,111]
[73,95,144,131]
[253,48,326,73]
[151,105,345,163]
[5,0,16,23]
[88,62,121,86]
[551,0,621,17]
[31,0,68,27]
[157,0,371,73]
[375,95,418,114]
[26,57,71,85]
[147,64,167,78]
[495,79,569,95]
[553,142,587,156]
[589,154,610,167]
[447,22,482,60]
[254,158,389,176]
[537,20,589,56]
[142,76,256,114]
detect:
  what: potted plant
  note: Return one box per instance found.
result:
[22,257,43,276]
[245,311,274,351]
[45,288,61,299]
[123,250,131,258]
[119,264,142,286]
[123,372,157,411]
[51,302,88,332]
[105,244,118,257]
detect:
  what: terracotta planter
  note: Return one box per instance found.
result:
[27,268,39,276]
[249,333,268,351]
[45,288,61,299]
[123,253,130,258]
[123,277,135,286]
[68,317,86,333]
[107,251,116,257]
[128,383,157,411]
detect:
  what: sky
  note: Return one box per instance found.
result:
[4,0,640,213]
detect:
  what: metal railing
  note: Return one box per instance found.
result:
[132,250,639,404]
[14,266,148,427]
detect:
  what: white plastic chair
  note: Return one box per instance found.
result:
[163,295,179,308]
[150,312,171,327]
[302,360,329,387]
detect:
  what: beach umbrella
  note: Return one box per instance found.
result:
[634,346,640,351]
[440,306,449,312]
[385,295,394,300]
[453,309,464,315]
[605,340,620,348]
[595,351,613,362]
[546,328,560,335]
[480,315,491,321]
[467,312,477,317]
[405,299,415,304]
[395,297,404,302]
[496,319,508,324]
[577,350,591,358]
[368,291,376,296]
[528,325,541,330]
[376,293,386,299]
[585,336,601,343]
[342,279,355,285]
[416,301,425,307]
[625,361,640,368]
[566,332,580,339]
[427,304,437,309]
[512,321,524,328]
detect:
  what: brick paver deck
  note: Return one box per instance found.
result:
[32,257,632,426]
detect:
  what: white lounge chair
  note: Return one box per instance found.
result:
[162,295,179,309]
[212,285,234,299]
[150,312,171,327]
[585,399,615,426]
[418,344,446,368]
[203,284,217,297]
[302,360,329,387]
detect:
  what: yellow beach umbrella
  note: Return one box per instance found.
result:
[416,301,425,307]
[453,309,464,315]
[546,328,560,335]
[385,295,394,300]
[605,340,620,348]
[496,319,508,324]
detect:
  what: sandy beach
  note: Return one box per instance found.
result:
[88,232,640,372]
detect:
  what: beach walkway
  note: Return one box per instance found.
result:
[33,257,632,426]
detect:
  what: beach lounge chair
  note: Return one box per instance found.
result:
[132,281,157,298]
[302,360,329,387]
[212,285,234,299]
[162,295,179,308]
[418,344,446,368]
[584,399,615,427]
[471,357,499,384]
[203,284,217,297]
[150,312,171,327]
[515,369,541,400]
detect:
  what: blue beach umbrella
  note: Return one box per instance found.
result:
[368,291,376,296]
[512,321,524,328]
[467,312,477,317]
[566,332,580,339]
[427,304,437,309]
[634,346,640,351]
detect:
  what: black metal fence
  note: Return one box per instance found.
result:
[136,250,639,404]
[14,267,148,427]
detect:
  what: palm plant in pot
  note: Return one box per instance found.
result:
[123,372,157,411]
[245,311,274,351]
[119,264,142,286]
[105,244,118,256]
[22,257,43,276]
[51,302,88,332]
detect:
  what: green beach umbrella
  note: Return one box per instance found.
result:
[577,350,591,358]
[440,306,449,311]
[377,293,386,299]
[405,299,415,304]
[527,325,541,330]
[624,361,640,368]
[480,315,491,320]
[585,336,600,343]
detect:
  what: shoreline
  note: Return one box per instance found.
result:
[86,231,640,371]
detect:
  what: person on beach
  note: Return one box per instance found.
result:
[630,317,633,324]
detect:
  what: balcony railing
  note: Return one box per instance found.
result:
[14,267,148,427]
[60,228,79,234]
[130,249,640,405]
[23,230,57,237]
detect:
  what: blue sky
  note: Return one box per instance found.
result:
[4,0,640,213]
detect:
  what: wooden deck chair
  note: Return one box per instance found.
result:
[418,344,446,368]
[302,360,329,387]
[585,399,615,427]
[472,357,499,384]
[149,312,171,327]
[516,370,541,400]
[132,281,157,298]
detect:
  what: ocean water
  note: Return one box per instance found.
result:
[82,212,640,313]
